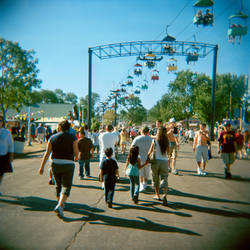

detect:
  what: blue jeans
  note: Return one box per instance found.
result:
[79,160,90,177]
[129,175,140,199]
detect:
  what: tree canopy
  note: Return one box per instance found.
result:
[148,70,248,125]
[0,38,41,118]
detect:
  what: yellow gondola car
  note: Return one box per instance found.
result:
[167,58,177,73]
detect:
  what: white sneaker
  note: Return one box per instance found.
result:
[54,205,64,218]
[139,184,145,192]
[172,169,178,175]
[201,170,207,176]
[197,168,202,175]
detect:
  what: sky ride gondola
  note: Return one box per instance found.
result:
[126,75,133,87]
[163,44,175,55]
[228,12,248,44]
[186,45,199,64]
[137,51,163,69]
[141,84,148,90]
[193,0,214,27]
[151,69,159,82]
[167,58,177,73]
[134,63,142,76]
[134,89,141,95]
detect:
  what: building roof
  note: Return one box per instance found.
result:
[6,103,74,120]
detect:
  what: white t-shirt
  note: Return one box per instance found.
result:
[155,140,168,161]
[131,135,152,163]
[188,130,195,139]
[99,132,119,159]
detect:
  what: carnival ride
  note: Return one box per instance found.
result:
[90,0,248,139]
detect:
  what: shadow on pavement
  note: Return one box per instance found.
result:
[0,195,104,213]
[168,201,250,219]
[113,201,192,217]
[87,214,201,235]
[0,195,200,235]
[168,188,250,205]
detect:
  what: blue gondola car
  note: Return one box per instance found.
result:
[193,0,214,26]
[228,12,248,44]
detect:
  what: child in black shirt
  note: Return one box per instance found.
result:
[99,148,119,208]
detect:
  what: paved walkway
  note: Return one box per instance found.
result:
[1,143,250,250]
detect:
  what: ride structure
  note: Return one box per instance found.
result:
[88,40,218,139]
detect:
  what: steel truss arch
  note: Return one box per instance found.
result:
[89,40,216,60]
[88,40,218,140]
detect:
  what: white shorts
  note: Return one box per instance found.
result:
[139,164,150,179]
[195,145,208,163]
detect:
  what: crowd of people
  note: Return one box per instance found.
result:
[37,118,250,218]
[0,114,249,218]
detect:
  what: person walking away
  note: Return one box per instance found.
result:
[36,123,46,144]
[39,120,79,218]
[193,123,210,176]
[0,116,14,195]
[99,148,119,208]
[218,121,237,179]
[91,129,100,154]
[188,128,195,144]
[147,127,169,206]
[98,125,119,188]
[120,128,129,155]
[113,127,120,160]
[235,129,245,159]
[167,118,180,175]
[125,146,147,204]
[30,123,36,142]
[78,127,94,179]
[131,126,152,192]
[45,125,52,142]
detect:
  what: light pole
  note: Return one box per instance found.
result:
[81,105,84,124]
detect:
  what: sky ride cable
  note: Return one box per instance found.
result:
[183,0,236,42]
[154,0,193,40]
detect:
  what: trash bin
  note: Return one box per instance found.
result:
[14,138,25,154]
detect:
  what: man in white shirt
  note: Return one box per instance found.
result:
[0,116,14,195]
[99,125,119,165]
[131,126,152,192]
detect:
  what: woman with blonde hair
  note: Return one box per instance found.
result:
[120,128,128,154]
[147,127,169,206]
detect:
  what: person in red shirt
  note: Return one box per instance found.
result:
[235,129,245,159]
[218,122,237,179]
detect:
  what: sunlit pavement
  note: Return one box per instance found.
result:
[1,143,249,250]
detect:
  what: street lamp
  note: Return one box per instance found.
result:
[81,105,84,124]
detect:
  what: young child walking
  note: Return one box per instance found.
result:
[99,148,119,208]
[125,146,146,204]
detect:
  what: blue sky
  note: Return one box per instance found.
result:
[0,0,249,110]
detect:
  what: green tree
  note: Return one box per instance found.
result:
[54,89,65,103]
[65,92,78,104]
[80,92,100,119]
[0,38,41,118]
[119,96,147,125]
[40,89,58,103]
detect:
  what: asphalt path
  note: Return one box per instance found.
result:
[0,144,250,250]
